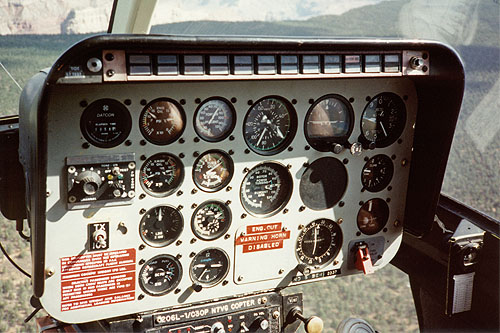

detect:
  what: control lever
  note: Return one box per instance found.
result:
[355,243,374,275]
[289,307,324,333]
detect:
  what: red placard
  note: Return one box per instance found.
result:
[236,223,290,253]
[60,249,135,312]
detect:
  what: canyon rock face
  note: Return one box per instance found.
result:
[0,0,112,35]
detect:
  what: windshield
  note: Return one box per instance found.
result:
[0,0,498,332]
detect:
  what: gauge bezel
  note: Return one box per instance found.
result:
[192,150,234,193]
[295,218,343,268]
[139,97,186,145]
[361,154,394,192]
[80,98,132,148]
[140,152,184,197]
[191,200,232,241]
[243,95,298,156]
[240,161,293,217]
[357,198,390,235]
[193,97,236,142]
[139,205,184,247]
[360,92,406,148]
[304,94,355,152]
[189,247,230,287]
[139,254,183,296]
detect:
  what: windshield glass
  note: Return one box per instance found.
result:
[0,1,498,332]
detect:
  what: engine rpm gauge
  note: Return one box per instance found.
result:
[139,254,182,296]
[362,155,394,192]
[192,150,233,192]
[243,96,297,155]
[192,201,231,240]
[140,98,185,145]
[140,153,184,197]
[305,94,354,151]
[240,162,293,216]
[139,205,183,247]
[361,92,406,147]
[194,98,236,142]
[357,198,390,235]
[189,248,229,287]
[296,219,343,267]
[80,99,131,148]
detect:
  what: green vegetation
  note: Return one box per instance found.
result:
[0,0,498,331]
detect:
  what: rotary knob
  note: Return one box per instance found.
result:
[76,170,103,196]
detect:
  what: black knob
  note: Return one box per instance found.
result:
[76,171,102,196]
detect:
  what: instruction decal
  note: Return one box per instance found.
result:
[236,222,290,253]
[60,248,135,311]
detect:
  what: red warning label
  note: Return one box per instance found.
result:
[236,223,290,253]
[60,248,136,312]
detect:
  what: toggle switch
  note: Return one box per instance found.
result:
[355,243,374,274]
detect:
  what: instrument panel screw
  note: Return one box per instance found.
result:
[176,241,182,246]
[46,190,52,197]
[177,190,183,196]
[190,238,196,244]
[243,167,249,173]
[225,200,231,205]
[224,234,230,240]
[45,268,55,278]
[139,194,146,199]
[261,297,268,304]
[82,142,90,149]
[68,196,77,203]
[333,260,339,266]
[178,205,183,210]
[223,280,228,286]
[299,206,306,212]
[337,218,343,225]
[139,208,146,214]
[241,214,247,219]
[401,159,408,167]
[287,164,292,169]
[240,232,246,237]
[190,252,196,258]
[106,69,115,77]
[278,269,284,274]
[226,186,232,192]
[193,151,199,157]
[272,311,280,319]
[176,253,182,259]
[394,220,401,228]
[191,203,198,209]
[175,289,181,294]
[139,259,145,264]
[105,53,114,61]
[298,224,304,229]
[139,245,145,251]
[283,208,289,214]
[138,294,144,301]
[191,189,197,194]
[237,276,244,281]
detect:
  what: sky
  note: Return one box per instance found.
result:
[152,0,386,24]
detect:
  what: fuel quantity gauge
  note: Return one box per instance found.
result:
[139,254,182,296]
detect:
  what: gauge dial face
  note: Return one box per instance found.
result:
[305,94,354,151]
[192,150,233,192]
[240,162,293,216]
[192,201,231,240]
[80,99,131,148]
[140,153,184,197]
[194,98,236,142]
[139,98,185,145]
[139,255,182,296]
[139,205,183,247]
[190,248,230,287]
[296,219,343,267]
[362,155,394,192]
[243,96,297,155]
[361,92,406,147]
[357,198,390,235]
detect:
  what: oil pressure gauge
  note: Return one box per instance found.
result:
[190,248,229,287]
[194,98,236,142]
[139,254,182,296]
[139,98,185,145]
[296,219,343,267]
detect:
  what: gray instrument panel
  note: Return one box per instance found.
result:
[41,50,419,323]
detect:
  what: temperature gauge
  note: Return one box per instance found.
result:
[191,201,231,240]
[189,248,230,287]
[194,98,236,142]
[140,153,184,197]
[139,98,185,145]
[139,254,182,296]
[192,150,233,192]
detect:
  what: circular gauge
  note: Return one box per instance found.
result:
[140,153,184,197]
[192,201,231,240]
[361,92,406,147]
[240,162,293,216]
[139,254,182,296]
[194,98,236,142]
[305,94,354,151]
[80,99,131,148]
[139,205,183,247]
[243,96,297,155]
[192,150,234,192]
[190,248,230,287]
[299,157,348,211]
[296,219,343,267]
[357,198,390,235]
[139,98,186,145]
[362,155,394,192]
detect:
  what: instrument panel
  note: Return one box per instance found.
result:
[19,36,434,324]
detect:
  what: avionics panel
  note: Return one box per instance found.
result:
[19,36,445,324]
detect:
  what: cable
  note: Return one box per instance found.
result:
[0,239,31,278]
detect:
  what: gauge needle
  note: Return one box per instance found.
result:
[380,122,388,137]
[158,208,163,221]
[208,162,222,173]
[275,126,284,139]
[208,108,219,124]
[312,227,318,256]
[257,127,267,146]
[147,110,157,119]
